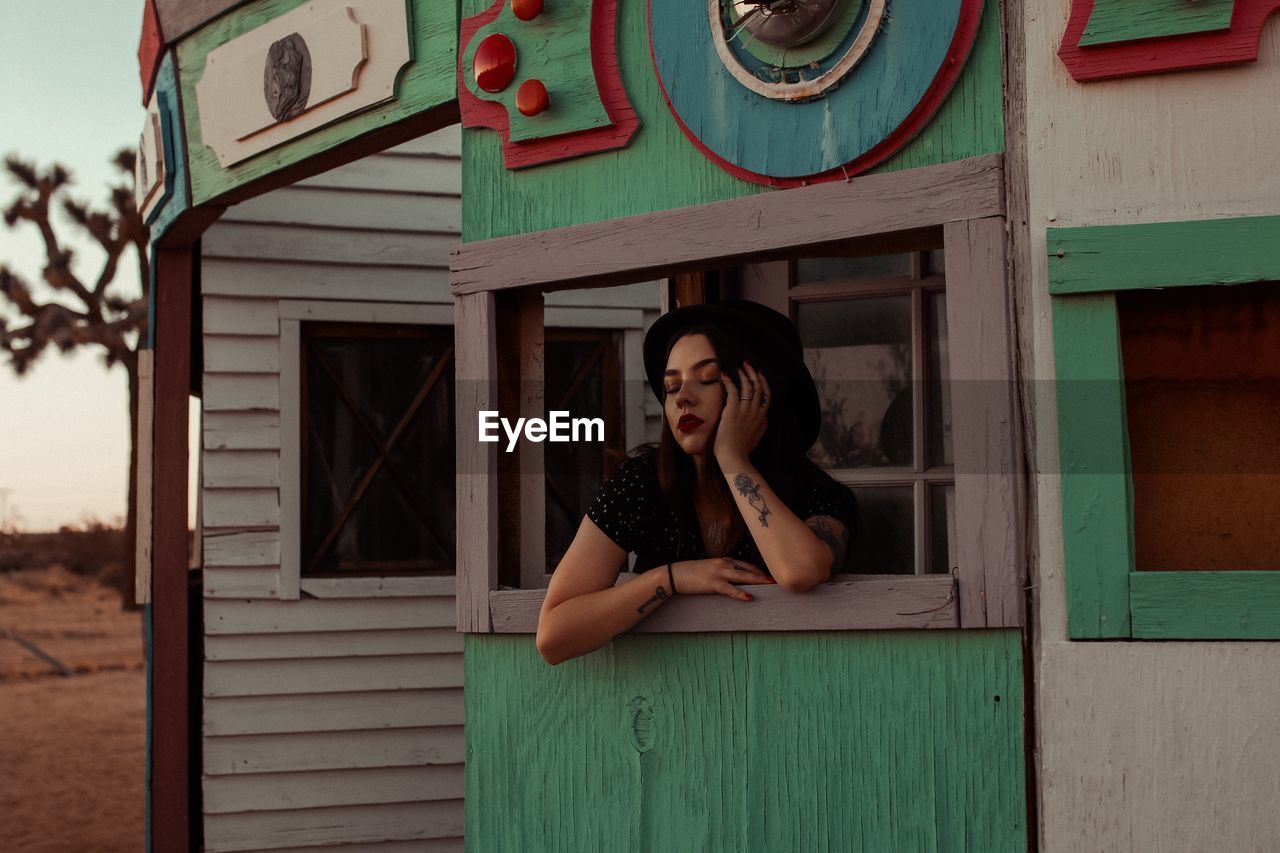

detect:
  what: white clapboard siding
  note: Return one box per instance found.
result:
[204,726,465,775]
[223,187,461,234]
[206,628,463,660]
[204,450,282,488]
[203,374,280,412]
[205,655,464,697]
[203,223,456,268]
[199,136,467,851]
[205,412,281,451]
[294,153,461,195]
[237,842,462,853]
[204,689,465,736]
[203,258,452,302]
[204,336,281,373]
[237,840,463,853]
[202,800,464,852]
[205,296,280,336]
[205,567,283,599]
[203,488,280,528]
[204,765,466,813]
[205,597,455,634]
[204,529,281,567]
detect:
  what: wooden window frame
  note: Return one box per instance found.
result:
[451,154,1023,633]
[787,251,954,576]
[277,300,458,600]
[1049,214,1280,640]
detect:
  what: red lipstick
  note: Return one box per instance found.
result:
[678,414,703,433]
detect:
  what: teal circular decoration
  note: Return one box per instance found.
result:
[649,0,971,181]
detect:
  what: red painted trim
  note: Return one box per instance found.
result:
[457,0,638,169]
[647,0,986,188]
[1059,0,1280,82]
[150,246,192,852]
[138,0,165,106]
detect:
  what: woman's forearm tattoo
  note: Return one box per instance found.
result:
[807,516,849,571]
[636,585,669,615]
[733,474,772,527]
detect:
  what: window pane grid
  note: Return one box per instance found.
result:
[792,251,953,576]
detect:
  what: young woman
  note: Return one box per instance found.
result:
[535,300,857,665]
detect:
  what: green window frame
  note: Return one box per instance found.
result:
[1049,214,1280,640]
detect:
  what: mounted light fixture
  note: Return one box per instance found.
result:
[726,0,844,48]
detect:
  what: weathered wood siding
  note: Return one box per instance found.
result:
[199,124,661,849]
[200,128,467,851]
[466,631,1027,851]
[1025,5,1280,850]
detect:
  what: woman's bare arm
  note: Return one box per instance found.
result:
[535,517,775,665]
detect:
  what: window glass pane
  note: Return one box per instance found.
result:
[302,326,455,575]
[797,296,914,469]
[796,254,912,284]
[929,483,956,575]
[925,248,945,276]
[927,290,953,467]
[544,331,623,570]
[1119,282,1280,571]
[848,485,914,574]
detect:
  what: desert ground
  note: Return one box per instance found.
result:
[0,565,146,852]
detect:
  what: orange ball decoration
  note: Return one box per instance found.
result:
[517,79,550,116]
[473,33,517,93]
[512,0,543,21]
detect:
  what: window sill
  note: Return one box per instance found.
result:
[300,576,457,599]
[486,574,957,633]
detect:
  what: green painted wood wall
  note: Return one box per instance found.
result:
[461,0,1004,241]
[465,630,1027,852]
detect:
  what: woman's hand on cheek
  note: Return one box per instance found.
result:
[714,365,768,464]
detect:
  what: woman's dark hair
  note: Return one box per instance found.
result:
[654,323,828,560]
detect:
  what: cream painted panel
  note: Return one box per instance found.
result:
[195,0,410,167]
[1039,643,1280,853]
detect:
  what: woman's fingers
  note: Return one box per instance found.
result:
[720,374,740,413]
[714,581,754,602]
[756,369,771,411]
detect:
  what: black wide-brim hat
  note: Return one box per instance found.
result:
[643,300,822,451]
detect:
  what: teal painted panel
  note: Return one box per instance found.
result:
[465,630,1027,852]
[1080,0,1235,47]
[1131,572,1280,639]
[148,52,191,243]
[1052,295,1134,638]
[462,0,1004,241]
[1047,216,1280,296]
[180,0,456,207]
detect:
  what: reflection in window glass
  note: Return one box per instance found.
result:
[929,483,956,574]
[927,290,953,467]
[797,297,913,469]
[796,254,912,284]
[849,486,914,574]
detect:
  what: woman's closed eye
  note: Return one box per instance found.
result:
[664,377,721,395]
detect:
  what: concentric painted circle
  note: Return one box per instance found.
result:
[649,0,980,183]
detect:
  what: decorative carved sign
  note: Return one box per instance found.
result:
[265,33,313,122]
[135,94,166,219]
[195,0,411,168]
[648,0,985,187]
[1060,0,1280,82]
[457,0,638,169]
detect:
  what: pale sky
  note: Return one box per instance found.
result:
[0,1,162,531]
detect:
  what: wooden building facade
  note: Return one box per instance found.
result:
[130,0,1280,850]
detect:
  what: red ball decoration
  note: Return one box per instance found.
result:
[473,33,517,93]
[512,0,543,21]
[517,79,550,116]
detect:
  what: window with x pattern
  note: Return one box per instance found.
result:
[300,322,456,576]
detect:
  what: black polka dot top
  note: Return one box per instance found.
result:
[586,446,858,574]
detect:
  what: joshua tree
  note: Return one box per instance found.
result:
[0,150,149,604]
